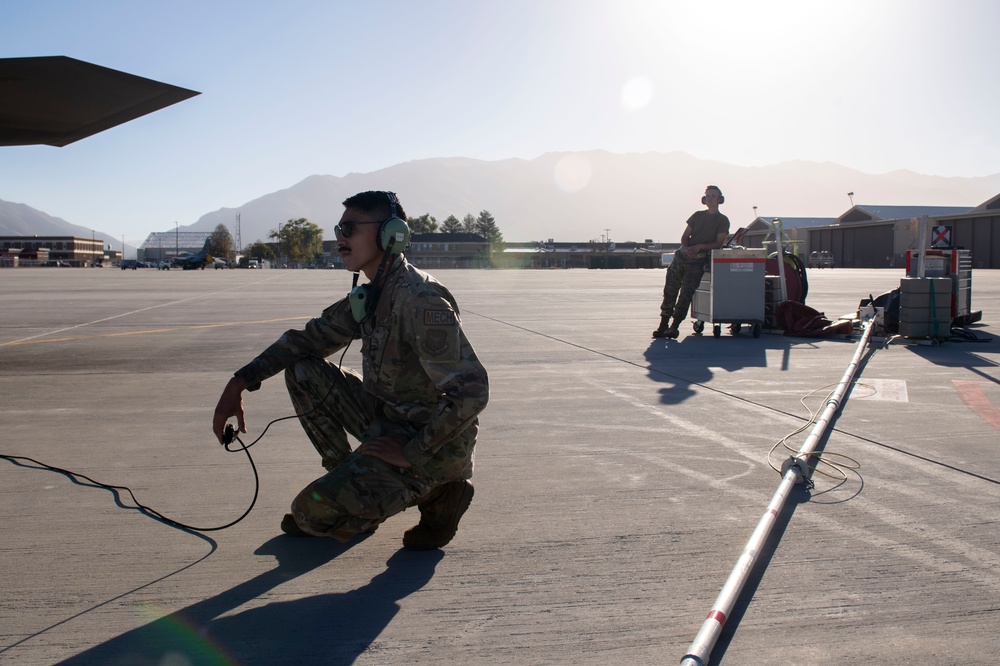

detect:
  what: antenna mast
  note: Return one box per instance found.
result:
[235,212,242,259]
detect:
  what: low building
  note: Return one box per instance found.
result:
[926,194,1000,269]
[406,233,490,269]
[502,239,677,269]
[814,205,972,269]
[0,235,106,266]
[138,231,213,264]
[740,196,1000,269]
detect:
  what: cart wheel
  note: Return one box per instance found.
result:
[693,320,705,334]
[752,321,761,338]
[713,324,721,338]
[729,323,742,335]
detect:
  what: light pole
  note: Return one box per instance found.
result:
[175,222,179,259]
[848,192,854,207]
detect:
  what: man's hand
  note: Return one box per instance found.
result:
[358,435,412,468]
[213,376,248,443]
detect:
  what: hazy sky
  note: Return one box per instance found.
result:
[2,0,999,242]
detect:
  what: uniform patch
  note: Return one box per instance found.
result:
[422,329,450,356]
[423,309,456,326]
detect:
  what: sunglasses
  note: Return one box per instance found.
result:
[334,219,382,238]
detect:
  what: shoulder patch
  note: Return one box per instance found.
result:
[421,328,451,357]
[415,304,461,362]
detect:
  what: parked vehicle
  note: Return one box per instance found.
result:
[808,250,835,268]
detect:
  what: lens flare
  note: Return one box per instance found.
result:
[552,154,592,193]
[132,603,237,665]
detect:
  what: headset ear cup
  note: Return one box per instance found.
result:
[719,195,725,204]
[701,196,707,205]
[378,217,410,254]
[349,284,374,322]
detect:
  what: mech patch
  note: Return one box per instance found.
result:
[423,309,456,326]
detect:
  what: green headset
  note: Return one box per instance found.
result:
[372,191,409,253]
[349,191,410,323]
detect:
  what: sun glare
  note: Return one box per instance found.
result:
[621,76,654,111]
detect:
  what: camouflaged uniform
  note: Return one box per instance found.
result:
[659,210,730,324]
[234,256,489,541]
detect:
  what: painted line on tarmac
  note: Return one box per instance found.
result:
[0,317,310,347]
[953,380,1000,431]
[0,276,290,347]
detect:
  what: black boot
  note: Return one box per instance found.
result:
[665,317,681,338]
[652,316,672,338]
[403,480,474,550]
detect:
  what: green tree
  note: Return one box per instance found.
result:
[440,214,464,233]
[475,210,505,266]
[208,223,234,262]
[407,213,439,234]
[475,210,504,245]
[462,213,477,233]
[270,218,324,265]
[246,240,275,263]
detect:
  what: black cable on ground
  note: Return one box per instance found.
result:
[1,430,259,532]
[948,327,993,343]
[0,333,359,532]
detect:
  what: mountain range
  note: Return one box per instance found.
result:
[0,199,126,252]
[4,151,1000,247]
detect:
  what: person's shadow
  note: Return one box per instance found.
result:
[644,328,771,405]
[58,536,444,665]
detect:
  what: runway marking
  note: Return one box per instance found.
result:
[855,378,908,402]
[595,383,773,477]
[0,317,310,347]
[953,380,1000,431]
[0,275,288,347]
[524,384,1000,592]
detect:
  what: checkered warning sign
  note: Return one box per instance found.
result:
[932,225,952,248]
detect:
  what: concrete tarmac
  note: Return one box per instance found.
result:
[1,266,998,665]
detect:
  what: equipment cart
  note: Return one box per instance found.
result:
[690,248,766,337]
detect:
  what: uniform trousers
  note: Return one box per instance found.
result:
[659,251,710,323]
[283,356,435,541]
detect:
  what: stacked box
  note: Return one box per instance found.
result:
[898,277,952,338]
[764,275,783,328]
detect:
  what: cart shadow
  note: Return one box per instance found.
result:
[644,329,776,405]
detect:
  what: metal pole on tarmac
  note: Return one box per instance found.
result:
[770,219,788,304]
[680,320,875,666]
